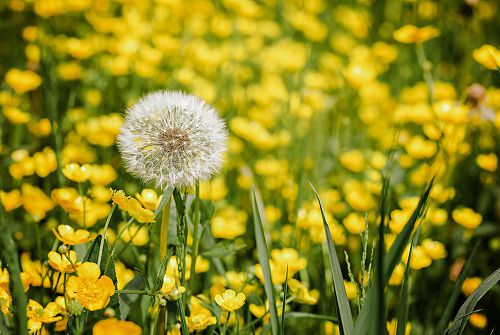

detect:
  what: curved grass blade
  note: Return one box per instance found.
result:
[310,181,354,335]
[434,241,479,335]
[252,189,280,335]
[446,267,500,335]
[396,226,421,335]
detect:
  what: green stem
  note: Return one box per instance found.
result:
[221,312,231,335]
[188,183,200,294]
[416,43,435,104]
[98,204,116,267]
[116,289,153,295]
[104,216,135,273]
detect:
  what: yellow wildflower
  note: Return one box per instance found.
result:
[52,225,92,245]
[343,213,366,234]
[393,25,440,43]
[452,207,482,229]
[472,44,500,70]
[469,313,487,329]
[462,277,481,296]
[66,262,115,311]
[27,299,63,334]
[339,150,365,173]
[0,189,22,211]
[5,69,42,93]
[421,239,447,260]
[215,289,246,312]
[48,251,79,273]
[62,163,92,183]
[476,153,497,172]
[287,279,319,304]
[93,318,142,335]
[135,189,160,210]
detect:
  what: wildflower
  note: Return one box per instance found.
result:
[21,184,55,221]
[344,280,358,300]
[215,289,246,312]
[93,318,142,335]
[115,261,134,290]
[119,223,149,246]
[393,25,440,43]
[211,205,247,239]
[62,163,92,183]
[66,262,115,311]
[135,189,160,210]
[27,299,63,334]
[343,212,366,234]
[452,207,482,229]
[469,313,487,329]
[472,44,500,70]
[287,279,319,304]
[339,150,365,172]
[48,250,79,273]
[186,296,216,332]
[476,153,497,172]
[5,68,42,93]
[117,91,227,189]
[462,277,481,296]
[421,239,447,260]
[89,164,117,185]
[53,225,92,245]
[0,189,22,211]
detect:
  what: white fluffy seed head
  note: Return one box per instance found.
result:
[117,90,227,189]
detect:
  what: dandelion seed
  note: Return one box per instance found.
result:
[117,90,227,189]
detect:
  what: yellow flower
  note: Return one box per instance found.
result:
[270,248,307,276]
[48,250,79,273]
[115,261,134,290]
[452,207,482,229]
[462,277,481,296]
[215,289,246,312]
[389,264,405,286]
[339,150,365,173]
[112,190,129,210]
[160,275,186,301]
[0,189,22,211]
[89,164,117,185]
[3,106,31,124]
[343,213,366,234]
[387,319,412,335]
[476,153,497,172]
[403,246,432,270]
[27,299,63,334]
[66,262,115,311]
[393,25,440,43]
[127,198,155,223]
[186,313,217,332]
[93,318,142,335]
[469,313,487,329]
[62,163,92,183]
[344,280,358,300]
[287,279,319,304]
[135,189,160,210]
[472,44,500,70]
[5,69,42,93]
[52,225,92,245]
[211,206,248,239]
[421,239,447,260]
[405,136,437,159]
[21,184,55,221]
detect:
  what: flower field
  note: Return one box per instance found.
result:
[0,0,499,334]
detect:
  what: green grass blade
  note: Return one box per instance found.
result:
[252,189,280,335]
[310,182,354,335]
[281,266,288,335]
[434,241,480,335]
[384,179,433,280]
[446,266,500,335]
[154,187,174,218]
[396,226,421,335]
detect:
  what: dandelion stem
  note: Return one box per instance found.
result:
[188,183,200,295]
[158,194,172,335]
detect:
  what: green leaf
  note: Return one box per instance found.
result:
[310,182,354,335]
[154,187,174,218]
[252,189,280,335]
[201,240,247,258]
[446,266,500,335]
[153,252,172,292]
[119,276,146,320]
[396,226,421,335]
[434,241,479,335]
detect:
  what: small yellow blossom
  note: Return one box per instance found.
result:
[48,250,79,273]
[288,278,319,304]
[462,277,481,296]
[393,25,440,43]
[476,153,497,172]
[93,318,142,335]
[421,239,447,260]
[339,150,365,172]
[0,189,22,211]
[452,207,482,229]
[469,313,487,329]
[53,225,92,245]
[62,163,92,183]
[343,212,366,234]
[215,289,246,312]
[135,189,160,210]
[27,299,63,334]
[66,262,115,311]
[472,44,500,70]
[5,69,42,93]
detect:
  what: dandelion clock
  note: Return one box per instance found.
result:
[117,90,227,189]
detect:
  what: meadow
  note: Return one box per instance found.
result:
[0,0,499,334]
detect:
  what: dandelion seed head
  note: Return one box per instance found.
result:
[117,90,227,189]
